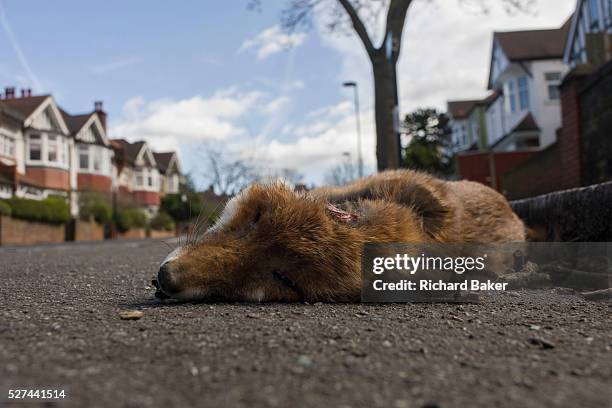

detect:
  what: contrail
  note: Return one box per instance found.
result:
[0,0,43,91]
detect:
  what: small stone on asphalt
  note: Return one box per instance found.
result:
[119,310,144,320]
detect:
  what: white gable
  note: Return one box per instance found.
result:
[76,115,108,145]
[24,97,69,134]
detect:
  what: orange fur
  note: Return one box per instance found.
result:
[156,170,525,302]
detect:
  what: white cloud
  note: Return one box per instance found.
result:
[250,101,376,184]
[239,25,307,60]
[314,0,575,113]
[261,95,291,115]
[111,88,264,146]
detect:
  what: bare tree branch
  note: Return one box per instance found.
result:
[336,0,376,57]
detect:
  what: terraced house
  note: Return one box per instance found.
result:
[0,87,182,217]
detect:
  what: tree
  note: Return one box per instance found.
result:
[400,108,453,177]
[325,154,358,185]
[250,0,534,171]
[201,145,259,195]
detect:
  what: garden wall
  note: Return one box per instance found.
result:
[116,228,147,240]
[0,216,65,245]
[511,181,612,242]
[149,230,175,239]
[74,220,105,241]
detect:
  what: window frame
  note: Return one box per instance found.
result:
[517,76,530,110]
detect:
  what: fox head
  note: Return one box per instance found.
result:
[154,183,364,302]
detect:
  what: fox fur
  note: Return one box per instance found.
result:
[155,170,525,302]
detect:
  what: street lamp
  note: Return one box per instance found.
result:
[342,81,364,178]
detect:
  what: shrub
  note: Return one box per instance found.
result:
[0,200,11,216]
[115,208,147,232]
[79,192,112,224]
[150,211,175,231]
[160,192,204,222]
[4,196,70,224]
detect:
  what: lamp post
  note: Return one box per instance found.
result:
[342,81,364,178]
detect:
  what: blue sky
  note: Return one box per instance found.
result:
[0,0,575,186]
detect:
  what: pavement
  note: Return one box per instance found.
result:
[0,239,611,408]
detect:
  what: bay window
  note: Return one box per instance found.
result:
[27,133,69,167]
[135,167,158,190]
[77,144,112,175]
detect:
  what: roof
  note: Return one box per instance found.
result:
[447,100,480,119]
[494,17,571,62]
[0,95,49,121]
[153,152,175,174]
[512,113,540,132]
[60,109,91,134]
[110,139,147,166]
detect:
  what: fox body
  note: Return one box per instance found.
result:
[155,170,525,302]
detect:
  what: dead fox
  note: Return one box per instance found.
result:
[154,170,525,302]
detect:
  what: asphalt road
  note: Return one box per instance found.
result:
[0,239,611,408]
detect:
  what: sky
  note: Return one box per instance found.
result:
[0,0,576,187]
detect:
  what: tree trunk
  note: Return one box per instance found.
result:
[372,52,400,171]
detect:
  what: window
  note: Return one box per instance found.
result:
[506,80,517,113]
[588,0,600,29]
[47,135,58,162]
[93,148,102,172]
[79,145,89,170]
[545,72,562,100]
[517,76,529,110]
[0,134,15,157]
[136,170,144,186]
[29,134,42,161]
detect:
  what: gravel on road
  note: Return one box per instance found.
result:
[1,239,611,408]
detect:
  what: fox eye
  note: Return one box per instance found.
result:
[272,270,296,290]
[252,209,262,224]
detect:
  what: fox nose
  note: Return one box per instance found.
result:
[157,262,180,295]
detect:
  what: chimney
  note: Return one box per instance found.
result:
[94,100,107,131]
[4,87,15,99]
[26,88,32,97]
[20,89,26,98]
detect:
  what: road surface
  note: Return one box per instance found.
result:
[0,239,611,407]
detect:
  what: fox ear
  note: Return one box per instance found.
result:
[399,184,450,239]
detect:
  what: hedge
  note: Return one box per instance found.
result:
[2,196,70,224]
[79,193,112,224]
[115,208,148,232]
[0,200,11,216]
[150,211,175,231]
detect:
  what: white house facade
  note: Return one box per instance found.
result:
[564,0,612,67]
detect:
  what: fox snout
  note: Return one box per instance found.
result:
[155,247,183,299]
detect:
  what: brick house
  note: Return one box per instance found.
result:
[447,16,572,194]
[0,89,77,212]
[153,152,182,196]
[502,0,612,199]
[111,139,162,216]
[61,102,114,200]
